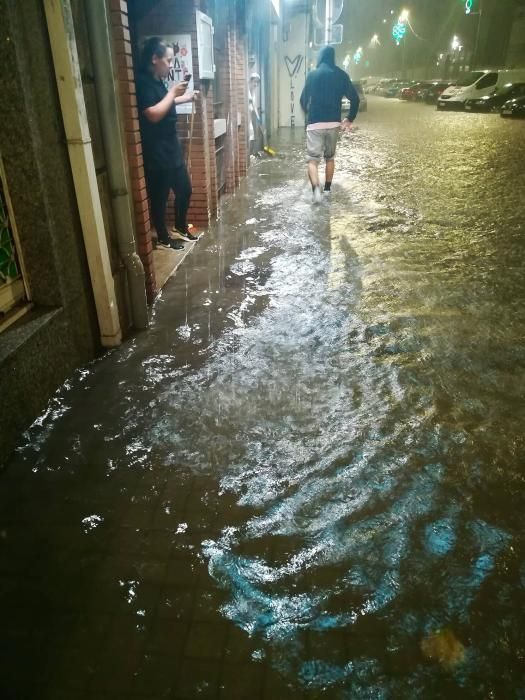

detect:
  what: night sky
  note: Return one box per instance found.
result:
[333,0,517,73]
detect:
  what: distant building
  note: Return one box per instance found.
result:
[507,1,525,67]
[0,0,277,461]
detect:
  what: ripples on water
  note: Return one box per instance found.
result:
[13,102,525,696]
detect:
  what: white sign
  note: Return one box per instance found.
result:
[313,0,344,45]
[162,34,194,115]
[196,11,215,80]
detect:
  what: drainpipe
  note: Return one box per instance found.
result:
[43,0,122,347]
[85,0,148,331]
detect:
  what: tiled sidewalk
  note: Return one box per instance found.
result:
[0,137,316,699]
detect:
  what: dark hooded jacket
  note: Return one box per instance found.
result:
[300,46,360,124]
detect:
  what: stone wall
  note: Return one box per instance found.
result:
[0,0,99,463]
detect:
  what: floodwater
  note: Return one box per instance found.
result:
[2,97,525,699]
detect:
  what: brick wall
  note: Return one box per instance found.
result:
[222,19,249,194]
[235,33,249,178]
[133,0,218,230]
[110,0,250,300]
[110,0,156,302]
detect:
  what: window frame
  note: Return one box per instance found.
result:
[0,154,31,330]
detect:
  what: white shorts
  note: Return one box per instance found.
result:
[306,127,340,161]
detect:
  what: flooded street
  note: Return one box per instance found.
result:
[2,96,525,698]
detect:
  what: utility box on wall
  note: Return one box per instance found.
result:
[196,10,215,79]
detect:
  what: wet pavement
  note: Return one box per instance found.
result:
[2,96,525,699]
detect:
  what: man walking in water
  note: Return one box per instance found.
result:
[300,46,360,203]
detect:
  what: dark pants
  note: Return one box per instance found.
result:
[146,165,192,241]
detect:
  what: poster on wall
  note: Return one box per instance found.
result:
[143,34,194,115]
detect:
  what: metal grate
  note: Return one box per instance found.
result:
[0,163,26,319]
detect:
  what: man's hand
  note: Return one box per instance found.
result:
[341,118,354,133]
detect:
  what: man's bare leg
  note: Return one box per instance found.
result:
[308,159,320,188]
[308,160,322,203]
[325,158,335,191]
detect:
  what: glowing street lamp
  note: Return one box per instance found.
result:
[392,9,409,46]
[392,9,410,78]
[451,35,462,51]
[371,33,380,47]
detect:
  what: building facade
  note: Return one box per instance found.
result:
[1,0,272,462]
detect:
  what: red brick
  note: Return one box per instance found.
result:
[135,213,151,230]
[127,143,143,160]
[130,162,145,179]
[125,118,140,132]
[129,154,144,170]
[120,94,138,111]
[117,66,134,82]
[115,37,132,53]
[116,53,134,70]
[134,195,149,212]
[132,176,146,192]
[138,240,153,257]
[110,0,127,12]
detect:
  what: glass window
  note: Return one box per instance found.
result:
[0,157,27,324]
[456,71,484,87]
[476,73,497,89]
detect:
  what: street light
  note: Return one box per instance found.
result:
[370,33,380,47]
[451,35,461,51]
[393,9,410,78]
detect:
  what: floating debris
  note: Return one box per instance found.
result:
[421,629,466,669]
[81,515,104,533]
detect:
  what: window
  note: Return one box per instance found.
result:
[456,71,484,87]
[476,73,497,90]
[0,156,28,327]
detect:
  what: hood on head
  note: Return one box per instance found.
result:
[317,46,336,68]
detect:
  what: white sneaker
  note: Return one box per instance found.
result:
[312,185,322,204]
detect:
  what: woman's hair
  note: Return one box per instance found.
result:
[140,36,167,71]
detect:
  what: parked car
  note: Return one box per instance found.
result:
[342,80,367,113]
[438,69,525,110]
[360,76,383,93]
[399,82,429,100]
[354,80,368,112]
[375,78,401,96]
[385,81,412,98]
[465,82,525,112]
[500,94,525,118]
[421,81,454,104]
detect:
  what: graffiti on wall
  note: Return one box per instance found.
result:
[284,55,304,128]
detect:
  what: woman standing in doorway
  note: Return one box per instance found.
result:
[136,37,198,250]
